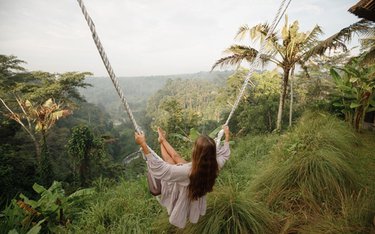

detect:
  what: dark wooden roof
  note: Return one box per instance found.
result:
[349,0,375,22]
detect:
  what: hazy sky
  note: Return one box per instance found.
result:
[0,0,360,76]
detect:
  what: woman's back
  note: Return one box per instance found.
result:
[146,142,230,228]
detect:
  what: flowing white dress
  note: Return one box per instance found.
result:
[145,142,230,228]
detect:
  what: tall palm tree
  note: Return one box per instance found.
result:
[212,16,350,130]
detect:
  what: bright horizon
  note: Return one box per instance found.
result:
[0,0,360,77]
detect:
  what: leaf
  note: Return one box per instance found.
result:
[350,102,361,108]
[35,122,43,132]
[189,128,200,141]
[68,188,95,198]
[332,102,344,107]
[209,126,223,139]
[52,110,64,120]
[366,107,375,112]
[42,98,53,108]
[26,219,45,234]
[25,100,32,108]
[33,183,46,194]
[19,194,38,208]
[169,133,191,142]
[349,77,358,83]
[8,229,19,234]
[330,68,341,83]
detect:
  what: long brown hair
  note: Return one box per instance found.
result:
[188,135,218,200]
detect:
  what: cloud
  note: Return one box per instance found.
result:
[0,0,360,76]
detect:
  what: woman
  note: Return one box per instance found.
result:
[134,126,231,228]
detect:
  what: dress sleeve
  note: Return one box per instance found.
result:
[216,142,231,169]
[145,152,190,182]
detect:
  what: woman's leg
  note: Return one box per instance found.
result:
[158,128,187,164]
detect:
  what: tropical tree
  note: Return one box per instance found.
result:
[67,125,105,186]
[1,97,71,185]
[217,69,281,134]
[0,55,28,98]
[330,58,375,131]
[0,54,94,185]
[212,16,348,130]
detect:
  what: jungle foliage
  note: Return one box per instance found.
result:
[1,16,375,234]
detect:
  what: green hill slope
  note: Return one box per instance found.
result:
[68,112,375,233]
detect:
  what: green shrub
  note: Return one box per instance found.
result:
[70,177,161,233]
[153,184,279,234]
[249,111,372,232]
[0,181,94,234]
[219,134,278,189]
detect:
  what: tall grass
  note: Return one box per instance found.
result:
[185,185,279,234]
[249,111,374,232]
[68,177,161,233]
[153,184,280,234]
[218,134,278,189]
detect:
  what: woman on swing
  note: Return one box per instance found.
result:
[135,126,231,228]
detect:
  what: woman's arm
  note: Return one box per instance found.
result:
[224,125,230,142]
[217,125,231,169]
[135,132,189,182]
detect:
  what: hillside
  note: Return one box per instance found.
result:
[66,112,375,233]
[79,71,233,122]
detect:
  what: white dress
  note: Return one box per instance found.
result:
[145,142,231,228]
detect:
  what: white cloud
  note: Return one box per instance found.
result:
[0,0,361,76]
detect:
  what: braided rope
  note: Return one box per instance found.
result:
[76,0,291,146]
[76,0,141,133]
[215,0,292,145]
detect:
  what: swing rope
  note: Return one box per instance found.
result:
[76,0,292,146]
[225,0,292,127]
[76,0,141,134]
[215,0,292,144]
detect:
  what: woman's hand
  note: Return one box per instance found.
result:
[135,132,146,145]
[135,132,150,154]
[223,125,230,142]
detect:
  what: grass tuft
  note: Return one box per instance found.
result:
[249,111,372,232]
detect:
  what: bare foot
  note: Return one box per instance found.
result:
[157,127,166,143]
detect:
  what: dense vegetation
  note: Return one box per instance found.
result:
[1,15,374,234]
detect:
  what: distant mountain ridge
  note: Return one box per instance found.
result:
[79,70,233,120]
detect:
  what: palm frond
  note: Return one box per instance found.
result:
[303,25,323,49]
[235,24,251,41]
[237,23,279,43]
[305,19,374,58]
[212,45,257,70]
[212,55,245,70]
[212,45,272,70]
[306,36,348,58]
[333,19,374,42]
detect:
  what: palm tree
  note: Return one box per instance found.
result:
[212,16,349,130]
